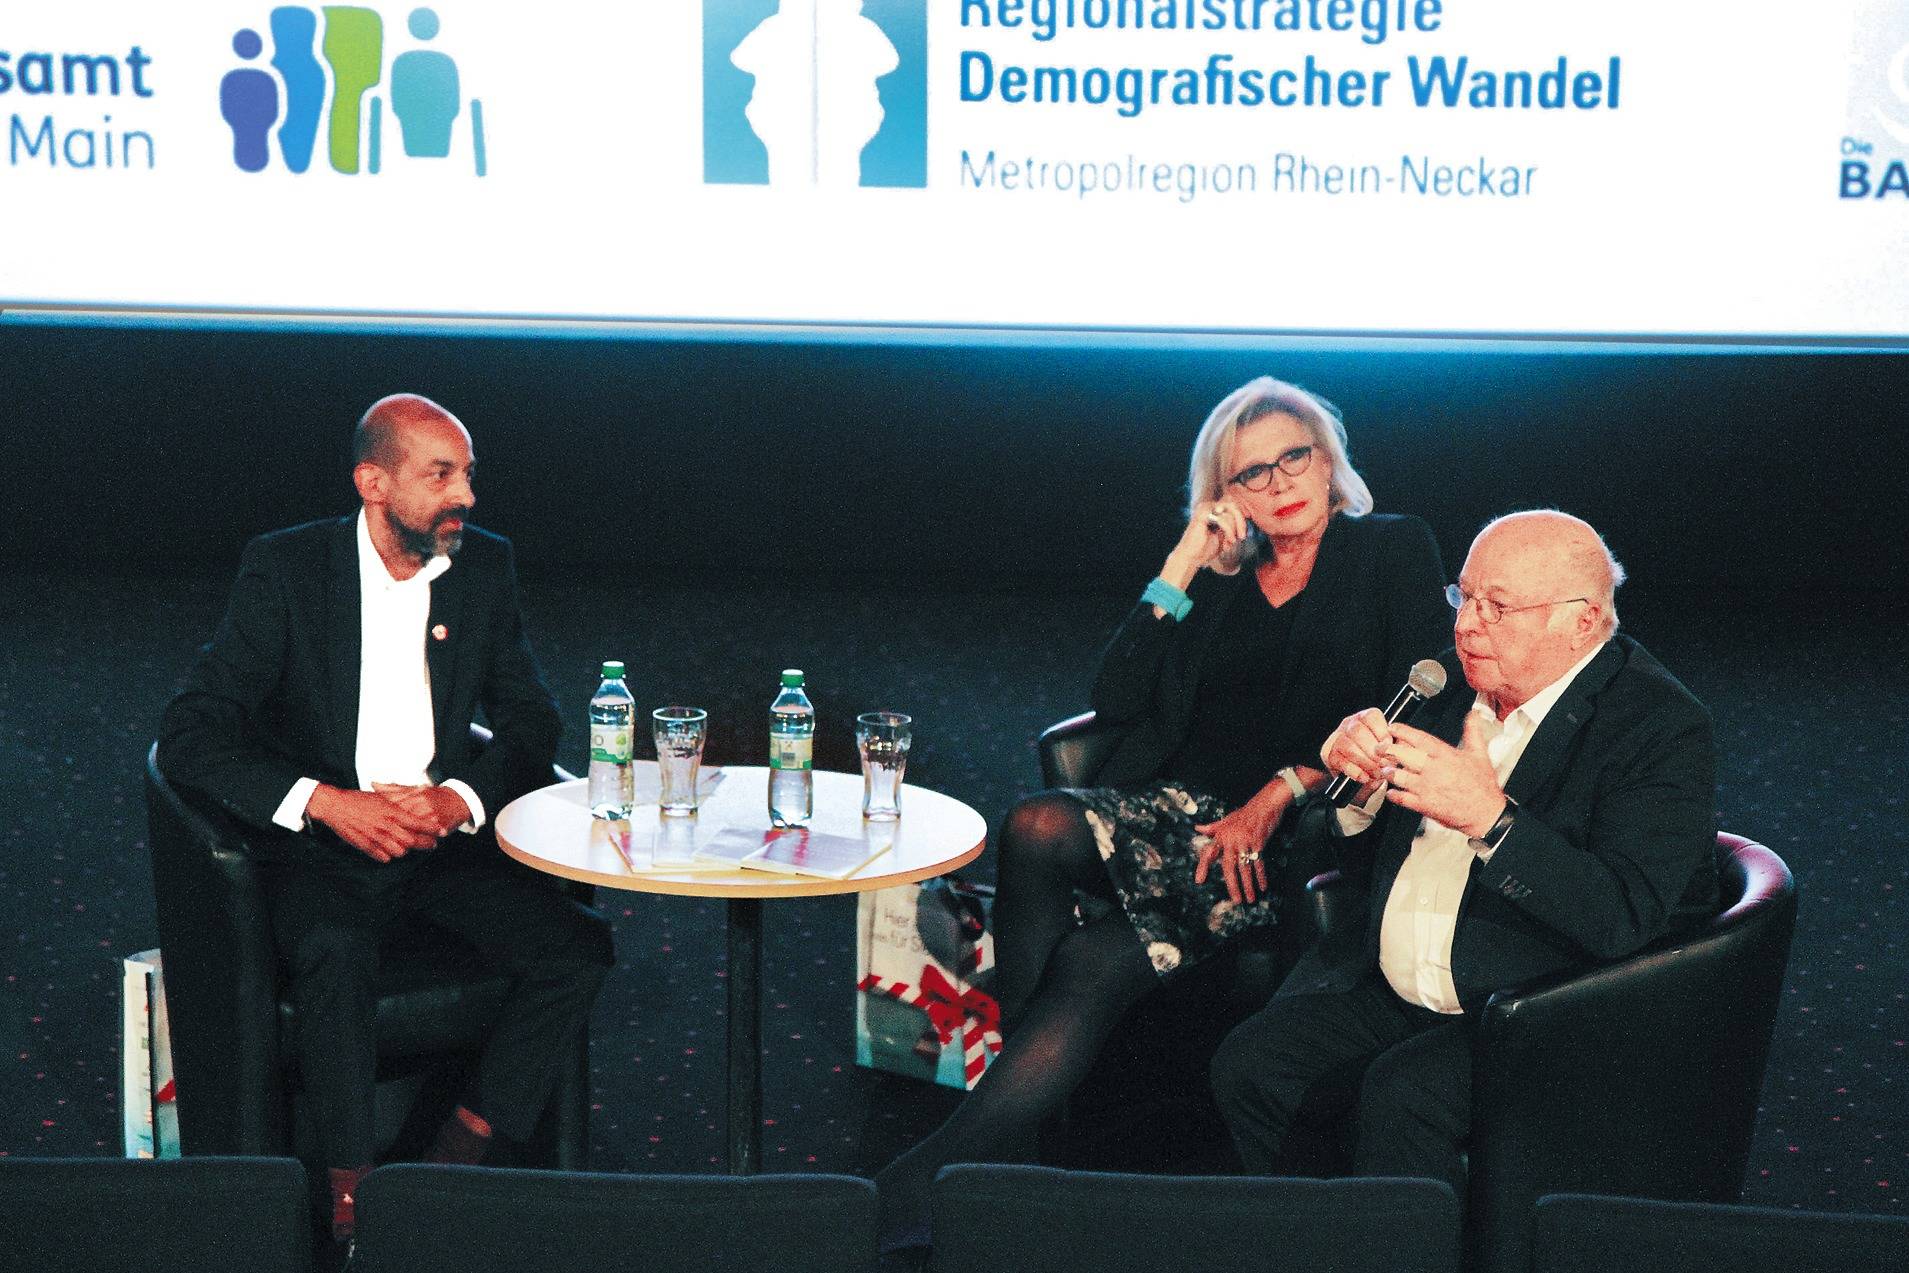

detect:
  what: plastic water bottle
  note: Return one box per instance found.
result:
[767,668,814,827]
[588,660,636,819]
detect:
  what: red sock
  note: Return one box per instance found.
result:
[429,1104,493,1165]
[329,1165,372,1241]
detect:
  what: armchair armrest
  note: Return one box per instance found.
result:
[1302,868,1363,944]
[1472,934,1770,1203]
[467,720,577,783]
[468,722,588,905]
[1468,875,1795,1273]
[1038,711,1127,790]
[144,743,288,1155]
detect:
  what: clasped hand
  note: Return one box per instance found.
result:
[1325,707,1505,840]
[309,783,473,864]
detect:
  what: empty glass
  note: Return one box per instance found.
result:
[652,706,708,816]
[856,711,911,820]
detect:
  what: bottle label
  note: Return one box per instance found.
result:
[769,733,812,771]
[591,723,633,765]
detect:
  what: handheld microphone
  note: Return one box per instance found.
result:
[1323,658,1448,807]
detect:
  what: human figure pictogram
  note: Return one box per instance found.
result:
[322,5,385,174]
[220,28,280,173]
[391,7,462,158]
[272,7,327,173]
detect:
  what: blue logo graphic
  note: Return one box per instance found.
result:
[219,5,487,177]
[704,0,926,188]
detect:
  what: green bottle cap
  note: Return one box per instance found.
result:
[780,669,804,686]
[602,661,626,679]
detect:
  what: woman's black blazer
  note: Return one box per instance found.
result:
[1087,513,1450,790]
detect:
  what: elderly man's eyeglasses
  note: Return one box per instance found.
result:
[1445,584,1591,625]
[1227,445,1314,491]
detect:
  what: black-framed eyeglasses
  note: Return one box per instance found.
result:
[1227,445,1314,491]
[1445,583,1591,625]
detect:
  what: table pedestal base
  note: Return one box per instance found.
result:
[725,896,762,1174]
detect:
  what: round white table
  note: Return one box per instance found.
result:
[495,764,986,1172]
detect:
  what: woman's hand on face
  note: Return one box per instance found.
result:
[1162,499,1250,587]
[1192,790,1286,905]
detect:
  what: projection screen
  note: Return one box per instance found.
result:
[3,1,1907,340]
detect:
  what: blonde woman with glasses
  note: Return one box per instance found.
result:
[877,377,1450,1253]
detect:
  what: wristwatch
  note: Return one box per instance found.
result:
[1278,766,1307,801]
[1470,796,1519,854]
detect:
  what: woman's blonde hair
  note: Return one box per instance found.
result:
[1186,376,1373,573]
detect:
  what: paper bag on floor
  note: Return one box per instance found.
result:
[855,877,1001,1090]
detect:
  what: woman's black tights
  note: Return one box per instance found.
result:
[875,792,1159,1247]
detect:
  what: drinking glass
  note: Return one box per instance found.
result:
[856,711,911,820]
[652,706,708,816]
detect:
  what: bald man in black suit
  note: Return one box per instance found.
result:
[1212,510,1717,1199]
[160,395,612,1249]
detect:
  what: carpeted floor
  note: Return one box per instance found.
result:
[1,569,1902,1213]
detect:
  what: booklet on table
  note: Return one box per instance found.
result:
[690,827,892,880]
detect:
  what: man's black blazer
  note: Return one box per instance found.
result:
[1088,513,1451,790]
[1281,635,1720,1011]
[158,515,561,842]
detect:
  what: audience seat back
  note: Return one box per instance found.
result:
[352,1163,880,1273]
[1533,1193,1909,1273]
[0,1156,310,1273]
[932,1165,1459,1273]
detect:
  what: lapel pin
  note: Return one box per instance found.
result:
[432,624,449,642]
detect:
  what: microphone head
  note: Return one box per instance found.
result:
[1407,659,1447,699]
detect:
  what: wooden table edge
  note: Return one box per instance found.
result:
[497,833,986,898]
[496,769,989,898]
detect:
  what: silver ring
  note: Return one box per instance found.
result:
[1240,850,1261,864]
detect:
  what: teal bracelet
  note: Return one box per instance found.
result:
[1141,577,1193,621]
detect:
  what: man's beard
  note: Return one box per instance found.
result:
[389,508,466,560]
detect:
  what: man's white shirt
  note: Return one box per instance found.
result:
[269,511,483,833]
[1326,642,1607,1014]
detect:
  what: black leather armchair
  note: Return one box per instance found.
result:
[1037,712,1799,1273]
[144,725,593,1168]
[1295,833,1795,1273]
[1034,710,1124,797]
